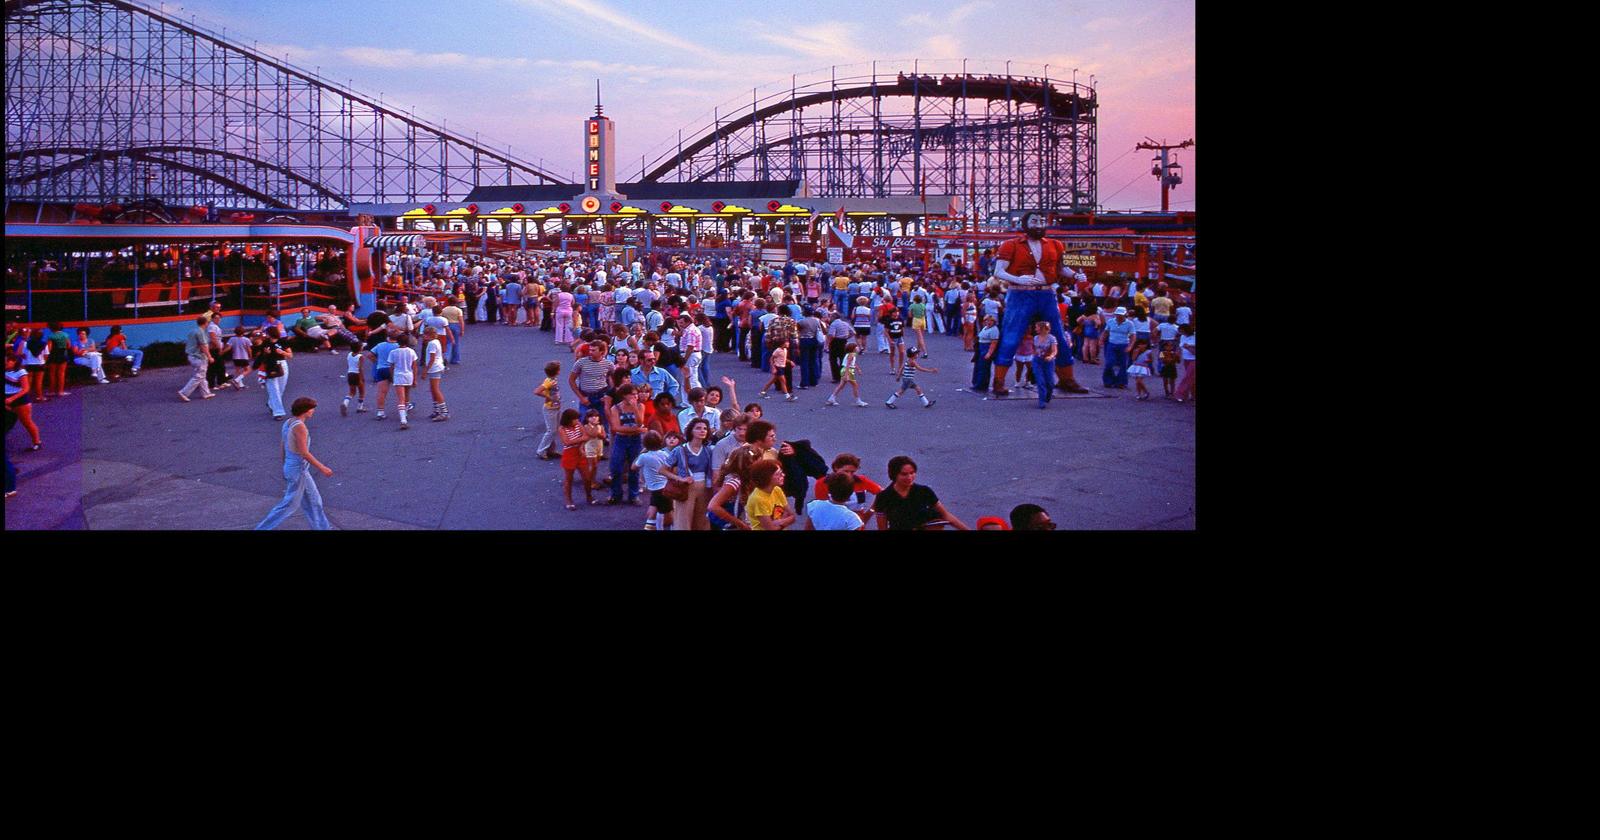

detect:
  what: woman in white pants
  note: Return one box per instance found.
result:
[71,328,110,383]
[260,327,293,419]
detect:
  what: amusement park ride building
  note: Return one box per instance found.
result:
[346,180,959,244]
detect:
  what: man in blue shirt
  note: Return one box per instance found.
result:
[944,284,964,336]
[631,350,681,402]
[1101,307,1136,389]
[676,387,721,437]
[620,300,643,330]
[714,293,735,354]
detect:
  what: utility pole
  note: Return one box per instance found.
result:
[1134,138,1193,286]
[1135,138,1193,212]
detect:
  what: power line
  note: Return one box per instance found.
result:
[1095,145,1137,177]
[1099,169,1148,206]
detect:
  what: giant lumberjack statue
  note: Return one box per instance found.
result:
[989,212,1090,397]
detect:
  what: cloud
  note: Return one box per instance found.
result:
[754,23,867,60]
[331,47,749,82]
[529,58,729,82]
[920,35,963,59]
[337,47,529,71]
[517,0,724,61]
[901,2,990,28]
[947,2,991,24]
[1082,17,1122,33]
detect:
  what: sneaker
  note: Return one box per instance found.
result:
[785,394,798,402]
[855,400,869,407]
[885,401,897,409]
[357,405,368,413]
[643,523,656,530]
[341,401,349,417]
[130,369,140,376]
[759,391,769,399]
[375,412,386,420]
[432,414,449,422]
[824,398,839,406]
[924,400,936,408]
[177,392,190,402]
[399,422,409,430]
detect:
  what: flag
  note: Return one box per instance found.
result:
[807,209,820,240]
[834,206,846,230]
[947,195,963,218]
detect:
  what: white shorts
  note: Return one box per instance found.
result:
[391,374,415,387]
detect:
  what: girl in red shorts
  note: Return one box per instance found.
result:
[558,409,597,510]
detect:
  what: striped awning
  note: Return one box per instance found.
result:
[367,233,424,249]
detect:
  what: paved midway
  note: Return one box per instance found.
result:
[5,315,1195,530]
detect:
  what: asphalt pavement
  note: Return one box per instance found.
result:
[5,314,1195,530]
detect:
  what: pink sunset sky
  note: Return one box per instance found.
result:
[156,0,1195,210]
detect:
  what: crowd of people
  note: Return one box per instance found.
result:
[300,237,1192,530]
[5,231,1195,526]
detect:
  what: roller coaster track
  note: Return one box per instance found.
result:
[637,61,1098,221]
[4,0,564,210]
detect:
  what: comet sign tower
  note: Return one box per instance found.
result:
[576,81,626,215]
